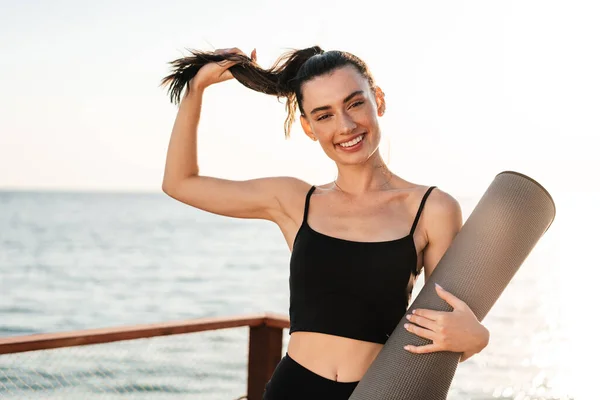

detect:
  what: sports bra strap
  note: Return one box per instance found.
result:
[410,186,437,236]
[302,185,317,224]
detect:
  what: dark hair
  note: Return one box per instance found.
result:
[160,46,376,138]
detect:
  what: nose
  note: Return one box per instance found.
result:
[338,110,357,134]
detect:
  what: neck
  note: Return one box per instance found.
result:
[333,151,393,195]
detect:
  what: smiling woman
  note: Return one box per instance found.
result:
[159,46,489,400]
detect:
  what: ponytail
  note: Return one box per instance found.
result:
[160,46,324,138]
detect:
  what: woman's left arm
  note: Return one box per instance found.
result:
[403,188,489,362]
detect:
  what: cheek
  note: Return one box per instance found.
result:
[360,110,380,132]
[356,102,378,122]
[364,113,383,143]
[312,125,337,143]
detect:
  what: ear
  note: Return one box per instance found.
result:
[300,115,318,141]
[374,86,386,117]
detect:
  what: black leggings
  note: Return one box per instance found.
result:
[262,353,360,400]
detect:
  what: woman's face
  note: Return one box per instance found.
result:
[299,65,385,166]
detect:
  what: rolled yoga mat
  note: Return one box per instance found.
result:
[349,171,556,400]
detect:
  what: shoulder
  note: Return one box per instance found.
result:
[260,176,313,206]
[423,186,462,225]
[422,186,463,240]
[267,176,312,193]
[267,176,314,220]
[419,186,463,277]
[404,184,461,222]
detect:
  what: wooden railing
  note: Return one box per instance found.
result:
[0,312,290,400]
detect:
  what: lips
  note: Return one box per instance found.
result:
[336,132,367,146]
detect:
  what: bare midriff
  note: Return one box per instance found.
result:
[286,331,384,382]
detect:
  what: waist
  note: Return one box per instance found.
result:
[287,331,383,382]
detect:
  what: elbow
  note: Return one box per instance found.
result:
[162,175,193,197]
[162,168,199,196]
[161,180,178,196]
[162,172,199,197]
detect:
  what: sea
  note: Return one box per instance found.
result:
[0,189,586,399]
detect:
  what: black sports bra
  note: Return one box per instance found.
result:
[288,185,437,344]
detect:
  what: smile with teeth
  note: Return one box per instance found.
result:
[338,134,365,148]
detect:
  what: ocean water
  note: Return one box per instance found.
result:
[0,190,580,399]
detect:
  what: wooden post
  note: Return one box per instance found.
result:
[247,324,283,400]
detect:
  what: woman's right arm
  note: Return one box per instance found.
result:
[161,48,306,223]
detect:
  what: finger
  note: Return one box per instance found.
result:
[214,48,249,70]
[216,59,239,70]
[405,313,436,331]
[404,343,439,354]
[215,47,247,57]
[215,47,240,54]
[404,322,436,341]
[227,47,244,55]
[251,48,257,62]
[411,308,449,322]
[434,283,464,309]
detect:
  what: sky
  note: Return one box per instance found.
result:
[1,0,598,199]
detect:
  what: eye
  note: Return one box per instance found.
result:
[317,114,331,121]
[350,100,364,108]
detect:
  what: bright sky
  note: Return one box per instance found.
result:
[1,0,597,198]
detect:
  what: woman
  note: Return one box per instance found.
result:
[160,46,489,399]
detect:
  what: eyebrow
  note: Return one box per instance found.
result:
[309,90,365,115]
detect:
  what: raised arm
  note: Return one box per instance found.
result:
[161,48,306,222]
